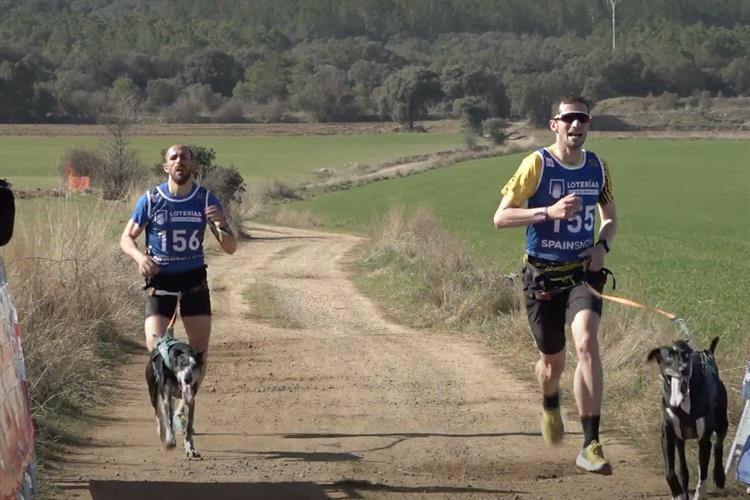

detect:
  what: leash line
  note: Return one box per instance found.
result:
[583,283,693,339]
[166,292,181,331]
[150,289,181,330]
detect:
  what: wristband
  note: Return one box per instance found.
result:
[543,206,550,221]
[596,239,610,253]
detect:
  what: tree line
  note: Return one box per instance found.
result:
[1,0,750,125]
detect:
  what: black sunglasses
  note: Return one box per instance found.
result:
[553,112,591,124]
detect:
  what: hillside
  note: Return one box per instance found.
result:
[593,96,750,131]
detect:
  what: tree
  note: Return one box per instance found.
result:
[379,66,443,129]
[111,77,142,105]
[0,51,56,122]
[182,49,241,97]
[454,96,489,133]
[440,65,465,100]
[143,78,180,111]
[97,96,147,200]
[168,84,225,122]
[347,59,388,112]
[483,118,510,145]
[289,64,354,121]
[505,71,570,126]
[233,52,289,103]
[722,57,750,95]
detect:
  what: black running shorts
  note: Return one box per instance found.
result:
[145,266,211,318]
[523,266,606,355]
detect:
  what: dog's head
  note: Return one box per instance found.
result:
[168,343,201,404]
[648,340,693,411]
[647,337,721,413]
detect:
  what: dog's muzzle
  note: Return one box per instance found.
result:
[669,377,684,408]
[182,384,194,405]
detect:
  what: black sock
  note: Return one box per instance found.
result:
[581,415,600,447]
[542,393,559,410]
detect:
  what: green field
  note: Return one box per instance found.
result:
[0,133,462,189]
[292,139,750,345]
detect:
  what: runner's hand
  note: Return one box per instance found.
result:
[138,254,160,277]
[579,244,605,272]
[206,205,227,228]
[548,193,582,220]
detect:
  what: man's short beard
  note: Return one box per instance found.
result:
[567,136,585,149]
[171,172,192,185]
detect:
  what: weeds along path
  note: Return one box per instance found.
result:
[53,223,666,499]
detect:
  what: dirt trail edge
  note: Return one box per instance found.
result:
[52,224,666,500]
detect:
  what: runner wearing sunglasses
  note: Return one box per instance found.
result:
[492,96,617,474]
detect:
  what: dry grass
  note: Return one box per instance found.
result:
[363,205,519,328]
[3,195,140,472]
[269,206,328,229]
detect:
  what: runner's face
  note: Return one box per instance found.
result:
[164,147,193,185]
[550,102,590,150]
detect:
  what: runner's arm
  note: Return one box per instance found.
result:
[493,152,548,228]
[120,220,160,277]
[596,201,617,249]
[493,197,548,228]
[206,205,237,254]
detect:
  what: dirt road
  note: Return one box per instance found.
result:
[52,224,667,499]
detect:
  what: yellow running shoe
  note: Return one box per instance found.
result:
[540,407,564,446]
[576,439,611,474]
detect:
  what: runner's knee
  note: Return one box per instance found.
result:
[538,353,565,381]
[573,333,599,362]
[182,315,211,352]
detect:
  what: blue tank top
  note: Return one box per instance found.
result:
[526,148,605,262]
[131,183,222,274]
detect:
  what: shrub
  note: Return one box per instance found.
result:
[265,179,302,200]
[482,118,509,144]
[212,100,246,123]
[59,149,105,179]
[60,147,146,200]
[652,91,679,111]
[453,96,489,133]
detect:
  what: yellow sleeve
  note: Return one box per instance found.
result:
[599,159,614,205]
[500,151,542,206]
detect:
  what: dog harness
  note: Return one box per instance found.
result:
[664,350,719,440]
[152,332,183,374]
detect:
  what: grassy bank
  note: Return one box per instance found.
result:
[2,195,141,496]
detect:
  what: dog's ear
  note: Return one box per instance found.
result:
[194,350,204,368]
[674,340,692,352]
[647,347,663,363]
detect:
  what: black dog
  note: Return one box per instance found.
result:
[146,335,203,458]
[648,337,728,500]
